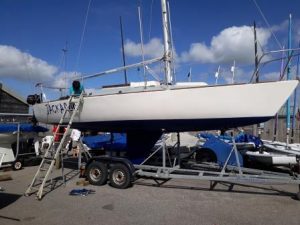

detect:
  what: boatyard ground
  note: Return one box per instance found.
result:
[1,166,300,225]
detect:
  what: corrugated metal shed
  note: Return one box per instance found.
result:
[0,82,30,122]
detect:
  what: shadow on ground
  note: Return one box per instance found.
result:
[0,192,22,209]
[135,177,299,200]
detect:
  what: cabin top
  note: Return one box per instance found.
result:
[84,81,208,96]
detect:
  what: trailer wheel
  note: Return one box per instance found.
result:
[109,163,132,189]
[12,159,23,170]
[86,161,108,186]
[195,149,217,163]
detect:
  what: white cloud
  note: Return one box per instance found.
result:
[261,71,282,81]
[271,20,288,34]
[180,43,214,63]
[123,38,180,79]
[180,26,271,65]
[51,71,80,89]
[0,45,57,82]
[294,20,300,46]
[124,38,164,58]
[0,45,85,94]
[263,65,298,81]
[217,66,252,84]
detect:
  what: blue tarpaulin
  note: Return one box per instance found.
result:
[200,133,244,166]
[83,133,126,150]
[0,123,48,133]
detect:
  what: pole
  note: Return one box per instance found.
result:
[254,21,259,83]
[253,21,259,136]
[215,66,220,85]
[119,16,128,84]
[16,123,20,159]
[231,60,235,84]
[161,0,172,84]
[286,14,292,145]
[188,68,192,82]
[273,46,285,141]
[62,42,68,96]
[291,41,300,143]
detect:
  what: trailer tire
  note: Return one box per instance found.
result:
[109,163,132,189]
[12,159,23,170]
[195,148,217,163]
[86,161,108,186]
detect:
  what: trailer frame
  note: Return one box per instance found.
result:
[85,132,300,199]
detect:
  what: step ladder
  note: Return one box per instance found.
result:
[25,93,84,200]
[78,137,92,168]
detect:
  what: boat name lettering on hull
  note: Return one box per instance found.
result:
[45,102,76,115]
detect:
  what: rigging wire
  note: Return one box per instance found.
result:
[252,0,282,49]
[138,1,161,84]
[291,42,300,141]
[22,51,34,93]
[138,5,147,85]
[148,0,155,42]
[39,0,92,93]
[75,0,93,75]
[61,42,68,95]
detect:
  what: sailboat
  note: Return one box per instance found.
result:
[260,14,300,156]
[28,0,298,140]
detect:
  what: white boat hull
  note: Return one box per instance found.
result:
[32,80,298,132]
[0,123,47,166]
[0,133,40,165]
[263,143,300,156]
[245,151,297,166]
[0,146,16,164]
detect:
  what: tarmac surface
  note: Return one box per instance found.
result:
[1,165,300,225]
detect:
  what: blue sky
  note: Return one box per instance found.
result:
[0,0,299,99]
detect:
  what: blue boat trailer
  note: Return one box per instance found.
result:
[84,132,300,200]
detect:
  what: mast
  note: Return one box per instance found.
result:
[253,21,259,137]
[119,16,128,84]
[61,42,68,97]
[231,60,235,84]
[215,66,220,85]
[273,46,285,141]
[161,0,172,84]
[291,41,300,143]
[286,14,292,145]
[254,21,259,83]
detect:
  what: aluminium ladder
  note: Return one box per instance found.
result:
[25,92,84,200]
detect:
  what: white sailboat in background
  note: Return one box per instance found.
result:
[261,14,300,156]
[28,0,298,136]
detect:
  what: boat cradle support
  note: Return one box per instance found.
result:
[133,133,300,200]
